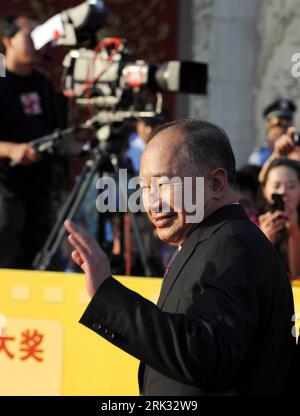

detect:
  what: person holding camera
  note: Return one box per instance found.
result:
[259,158,300,278]
[249,98,297,167]
[258,126,300,183]
[0,13,61,268]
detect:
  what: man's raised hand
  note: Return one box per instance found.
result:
[64,219,112,298]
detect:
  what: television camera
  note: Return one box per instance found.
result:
[30,0,208,273]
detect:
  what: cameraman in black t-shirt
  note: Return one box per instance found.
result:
[0,13,61,268]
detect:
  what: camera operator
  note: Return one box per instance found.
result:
[0,13,62,268]
[258,158,300,278]
[249,98,296,167]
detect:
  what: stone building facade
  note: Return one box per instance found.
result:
[177,0,300,167]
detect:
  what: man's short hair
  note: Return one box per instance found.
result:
[0,12,39,53]
[150,119,236,186]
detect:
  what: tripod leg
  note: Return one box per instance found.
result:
[116,181,152,276]
[33,156,101,270]
[109,157,153,277]
[129,211,153,276]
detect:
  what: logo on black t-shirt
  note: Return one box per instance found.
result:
[20,92,42,116]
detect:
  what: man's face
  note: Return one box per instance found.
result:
[266,117,292,148]
[6,17,40,65]
[140,127,205,246]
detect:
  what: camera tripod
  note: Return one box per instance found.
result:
[32,124,153,276]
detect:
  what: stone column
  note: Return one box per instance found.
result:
[208,0,259,166]
[176,0,212,121]
[255,0,300,145]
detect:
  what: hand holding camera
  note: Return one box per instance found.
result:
[273,126,300,158]
[260,193,299,243]
[259,209,286,244]
[259,193,286,243]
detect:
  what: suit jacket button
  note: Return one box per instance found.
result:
[111,333,115,339]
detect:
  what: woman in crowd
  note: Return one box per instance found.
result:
[259,157,300,279]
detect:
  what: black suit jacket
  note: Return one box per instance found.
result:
[79,204,296,395]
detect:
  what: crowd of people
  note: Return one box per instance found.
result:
[236,97,300,280]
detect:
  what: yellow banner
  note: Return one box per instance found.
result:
[0,269,299,396]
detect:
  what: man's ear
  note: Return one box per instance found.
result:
[209,168,228,196]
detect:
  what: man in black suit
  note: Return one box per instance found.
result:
[64,119,296,395]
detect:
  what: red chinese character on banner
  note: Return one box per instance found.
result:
[20,329,44,362]
[0,335,16,359]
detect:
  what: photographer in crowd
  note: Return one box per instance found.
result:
[249,98,296,167]
[258,126,300,183]
[0,13,62,268]
[258,158,300,279]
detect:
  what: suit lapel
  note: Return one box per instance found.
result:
[157,245,195,310]
[157,225,210,310]
[156,205,246,310]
